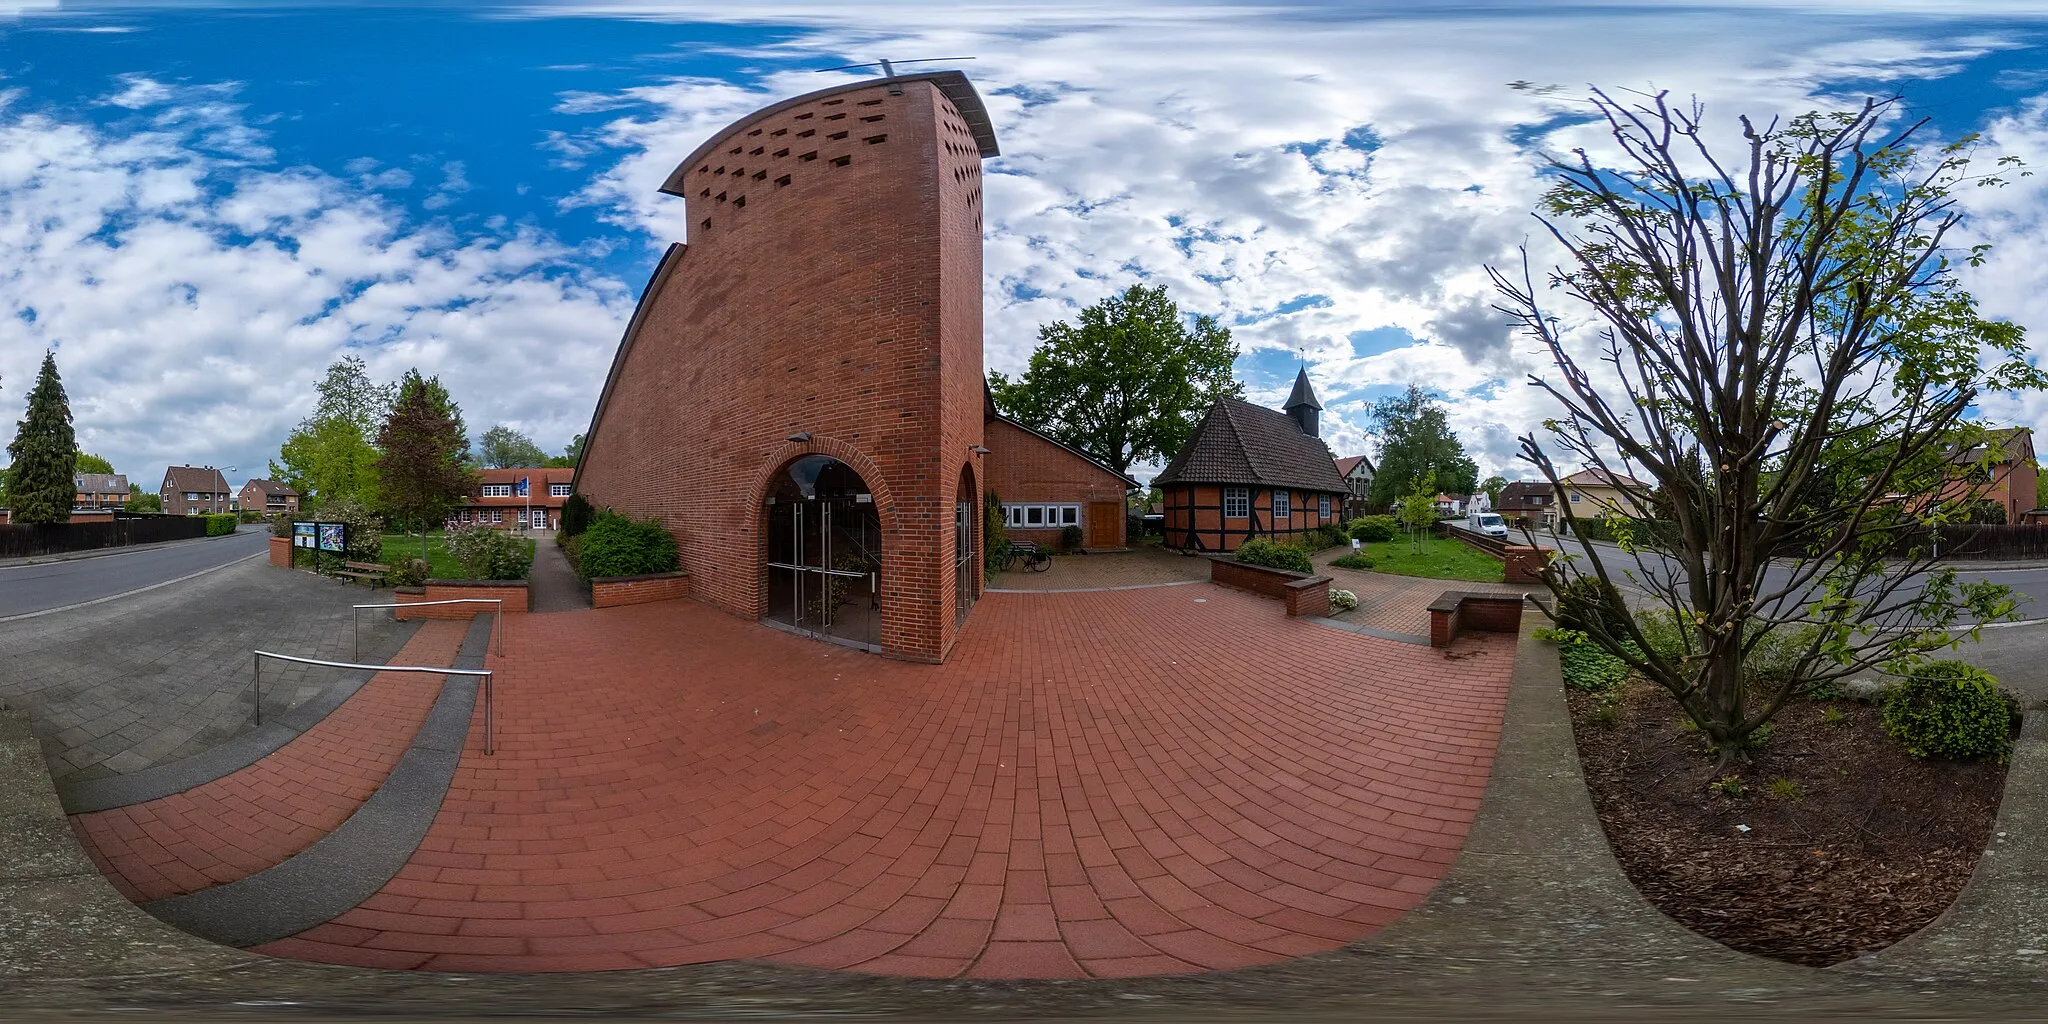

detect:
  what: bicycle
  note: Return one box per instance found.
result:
[1008,541,1052,572]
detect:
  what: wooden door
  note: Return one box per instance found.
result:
[1086,501,1121,549]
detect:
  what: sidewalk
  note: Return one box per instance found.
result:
[524,536,590,612]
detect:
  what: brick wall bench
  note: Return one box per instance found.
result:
[1428,591,1527,647]
[1503,545,1554,584]
[1207,556,1334,617]
[395,579,529,619]
[590,570,693,608]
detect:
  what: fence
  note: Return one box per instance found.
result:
[1901,524,2048,560]
[1437,522,1509,558]
[0,515,209,559]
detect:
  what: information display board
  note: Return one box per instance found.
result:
[293,522,316,549]
[316,523,347,554]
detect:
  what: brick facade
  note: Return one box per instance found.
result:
[574,73,995,663]
[1427,592,1525,647]
[1164,483,1344,553]
[161,465,231,516]
[394,581,529,619]
[983,417,1133,551]
[238,479,299,517]
[450,467,572,531]
[591,571,694,608]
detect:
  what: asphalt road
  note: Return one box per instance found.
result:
[0,528,270,619]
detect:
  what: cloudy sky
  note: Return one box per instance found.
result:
[4,1,2048,490]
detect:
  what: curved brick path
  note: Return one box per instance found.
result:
[231,585,1514,978]
[72,620,469,901]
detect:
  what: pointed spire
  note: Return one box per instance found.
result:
[1284,366,1322,412]
[1283,366,1322,438]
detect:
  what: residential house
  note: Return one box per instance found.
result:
[74,473,128,511]
[161,465,232,515]
[1433,493,1465,518]
[1556,468,1653,519]
[1942,427,2037,525]
[449,467,575,531]
[1333,455,1375,518]
[1497,480,1557,528]
[238,479,301,517]
[1156,368,1350,553]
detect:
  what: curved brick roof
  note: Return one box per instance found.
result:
[1154,397,1349,493]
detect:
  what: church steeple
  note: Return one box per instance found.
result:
[1283,366,1322,438]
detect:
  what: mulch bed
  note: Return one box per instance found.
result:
[1569,680,2009,966]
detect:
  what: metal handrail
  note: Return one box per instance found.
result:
[352,599,503,660]
[251,650,495,755]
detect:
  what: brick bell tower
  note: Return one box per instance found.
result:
[574,69,998,663]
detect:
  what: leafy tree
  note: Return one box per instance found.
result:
[545,433,585,469]
[75,452,115,475]
[269,357,392,507]
[1481,475,1508,508]
[374,369,478,557]
[990,284,1242,476]
[1395,471,1439,552]
[478,425,550,468]
[7,353,77,524]
[123,483,161,513]
[1366,385,1479,507]
[1491,90,2043,767]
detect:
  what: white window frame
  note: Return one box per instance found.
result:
[1319,494,1331,517]
[1223,487,1250,519]
[1001,503,1080,530]
[481,483,514,497]
[491,510,503,523]
[549,483,572,497]
[1272,490,1290,519]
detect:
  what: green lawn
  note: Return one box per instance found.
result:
[1353,535,1505,583]
[378,531,538,580]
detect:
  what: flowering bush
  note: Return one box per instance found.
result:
[1330,588,1358,611]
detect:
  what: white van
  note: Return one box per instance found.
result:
[1466,511,1508,538]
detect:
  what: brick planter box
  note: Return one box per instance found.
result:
[1207,557,1332,617]
[395,579,529,619]
[268,535,291,567]
[1503,545,1554,584]
[1427,591,1526,647]
[591,570,693,608]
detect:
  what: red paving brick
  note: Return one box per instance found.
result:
[71,620,470,901]
[208,584,1504,979]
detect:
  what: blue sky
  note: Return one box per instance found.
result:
[5,2,2048,489]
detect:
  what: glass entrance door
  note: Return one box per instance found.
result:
[765,456,881,650]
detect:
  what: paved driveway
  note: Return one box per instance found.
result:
[0,528,269,619]
[170,584,1521,978]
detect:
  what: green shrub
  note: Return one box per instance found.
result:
[269,514,297,538]
[1060,524,1083,551]
[201,513,239,537]
[1235,537,1314,574]
[1309,524,1349,550]
[1331,552,1374,571]
[386,557,432,588]
[561,532,581,572]
[444,523,535,581]
[1882,660,2016,760]
[559,492,594,538]
[1539,627,1630,692]
[306,498,384,562]
[237,509,264,524]
[577,509,679,579]
[984,491,1010,577]
[1348,515,1397,543]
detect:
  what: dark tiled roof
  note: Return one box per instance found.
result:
[1283,367,1322,412]
[74,473,126,494]
[1154,398,1349,493]
[1947,426,2033,464]
[1497,480,1550,509]
[242,479,299,497]
[163,465,228,493]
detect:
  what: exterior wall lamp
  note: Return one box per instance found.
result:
[969,445,991,455]
[787,431,812,443]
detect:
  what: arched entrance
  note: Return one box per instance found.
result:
[764,455,882,651]
[954,464,977,627]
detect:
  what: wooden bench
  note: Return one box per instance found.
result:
[333,560,390,585]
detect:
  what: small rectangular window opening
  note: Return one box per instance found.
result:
[799,151,818,162]
[828,131,848,140]
[865,134,887,145]
[829,154,851,167]
[774,174,791,187]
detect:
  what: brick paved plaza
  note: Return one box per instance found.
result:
[67,582,1515,979]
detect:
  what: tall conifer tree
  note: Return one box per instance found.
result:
[7,352,77,525]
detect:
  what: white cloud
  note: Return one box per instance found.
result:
[0,77,632,489]
[546,7,2032,479]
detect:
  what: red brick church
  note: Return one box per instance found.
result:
[574,70,1127,663]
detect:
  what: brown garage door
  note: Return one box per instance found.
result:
[1087,501,1121,549]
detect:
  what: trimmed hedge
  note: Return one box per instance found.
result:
[201,513,238,537]
[577,509,680,580]
[1331,552,1374,570]
[1883,660,2016,760]
[559,492,594,538]
[1347,515,1397,543]
[1235,537,1314,575]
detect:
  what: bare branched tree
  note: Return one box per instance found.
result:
[1492,89,2046,767]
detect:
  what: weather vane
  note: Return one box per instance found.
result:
[815,57,976,95]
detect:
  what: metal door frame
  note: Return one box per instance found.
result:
[764,496,880,653]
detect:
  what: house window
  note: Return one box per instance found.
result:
[1026,506,1044,526]
[1571,492,1581,503]
[1273,490,1290,519]
[481,484,514,498]
[184,492,198,501]
[517,510,529,526]
[1319,495,1331,518]
[1224,487,1250,518]
[549,484,571,497]
[491,510,503,523]
[1001,503,1080,529]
